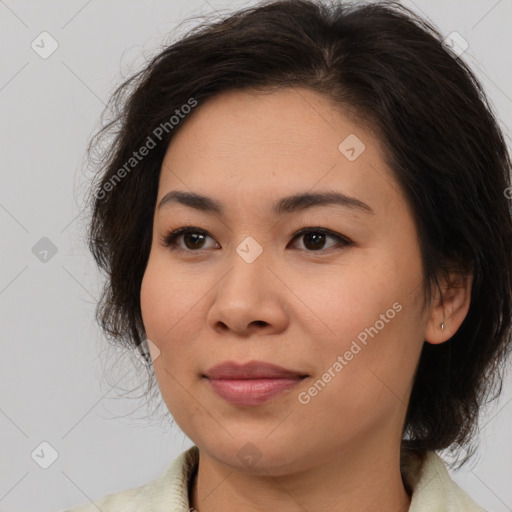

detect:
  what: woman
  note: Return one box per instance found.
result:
[67,0,512,510]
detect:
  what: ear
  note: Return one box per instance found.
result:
[424,271,473,344]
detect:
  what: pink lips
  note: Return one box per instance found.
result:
[204,360,308,406]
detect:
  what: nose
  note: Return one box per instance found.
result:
[206,249,289,337]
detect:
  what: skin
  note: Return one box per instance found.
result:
[140,87,473,512]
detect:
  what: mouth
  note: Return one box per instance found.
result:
[204,360,309,380]
[205,377,306,405]
[203,360,309,406]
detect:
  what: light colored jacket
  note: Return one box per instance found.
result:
[63,445,487,511]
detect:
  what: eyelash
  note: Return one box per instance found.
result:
[160,226,353,254]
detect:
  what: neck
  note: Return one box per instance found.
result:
[189,438,411,512]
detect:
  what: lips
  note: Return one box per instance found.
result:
[204,360,308,380]
[203,360,309,406]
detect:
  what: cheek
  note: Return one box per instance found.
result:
[140,254,217,383]
[140,257,204,416]
[140,260,166,338]
[292,260,398,342]
[140,256,199,340]
[298,260,421,401]
[298,301,416,440]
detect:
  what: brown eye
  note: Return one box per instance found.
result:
[302,231,327,250]
[161,227,219,251]
[161,226,352,254]
[182,231,207,250]
[290,228,352,252]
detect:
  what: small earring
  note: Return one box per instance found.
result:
[441,322,445,331]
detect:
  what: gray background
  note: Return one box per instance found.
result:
[1,0,511,511]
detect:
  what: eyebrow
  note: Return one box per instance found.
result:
[158,190,375,216]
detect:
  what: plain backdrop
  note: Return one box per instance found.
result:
[1,1,511,511]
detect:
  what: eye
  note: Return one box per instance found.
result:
[289,227,352,252]
[161,226,219,251]
[160,226,352,253]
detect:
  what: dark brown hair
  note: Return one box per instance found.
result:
[85,0,512,467]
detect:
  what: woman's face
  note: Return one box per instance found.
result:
[140,87,432,474]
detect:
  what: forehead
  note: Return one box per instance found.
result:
[158,87,398,217]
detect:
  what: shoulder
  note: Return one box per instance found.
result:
[404,450,489,511]
[62,445,199,512]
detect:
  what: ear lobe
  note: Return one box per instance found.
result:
[424,272,473,345]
